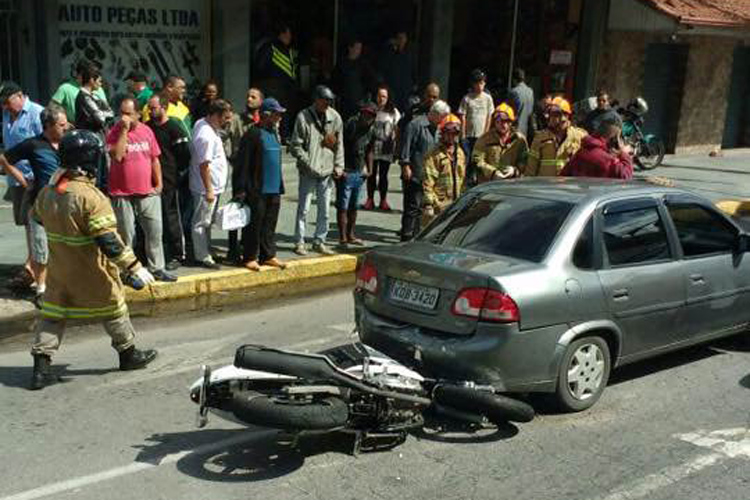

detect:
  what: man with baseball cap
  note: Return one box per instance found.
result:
[526,96,587,177]
[289,85,344,256]
[1,81,44,290]
[234,97,288,271]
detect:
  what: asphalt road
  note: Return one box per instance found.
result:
[1,289,748,500]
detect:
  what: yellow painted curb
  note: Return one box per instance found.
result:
[715,199,750,217]
[125,254,359,305]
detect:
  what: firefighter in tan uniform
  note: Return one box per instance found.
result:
[30,130,158,390]
[472,103,528,183]
[422,114,466,226]
[526,97,587,177]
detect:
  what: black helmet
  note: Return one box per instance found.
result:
[60,129,104,177]
[313,85,335,101]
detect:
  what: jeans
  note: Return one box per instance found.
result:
[295,173,333,245]
[401,179,424,241]
[242,194,281,262]
[367,160,392,201]
[191,193,219,263]
[112,195,165,272]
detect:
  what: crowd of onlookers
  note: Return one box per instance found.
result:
[1,24,636,307]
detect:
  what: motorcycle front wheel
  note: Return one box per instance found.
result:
[637,139,665,170]
[230,392,349,430]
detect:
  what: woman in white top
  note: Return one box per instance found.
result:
[364,84,401,211]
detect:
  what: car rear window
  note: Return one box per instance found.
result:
[419,193,574,262]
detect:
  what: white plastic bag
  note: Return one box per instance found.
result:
[214,202,251,231]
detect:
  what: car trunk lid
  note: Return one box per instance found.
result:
[367,242,532,335]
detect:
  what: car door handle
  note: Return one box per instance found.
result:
[690,274,705,285]
[612,289,629,301]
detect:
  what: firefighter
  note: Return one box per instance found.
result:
[422,114,466,226]
[526,97,587,177]
[30,129,158,390]
[473,103,529,183]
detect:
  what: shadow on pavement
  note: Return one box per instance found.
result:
[740,374,750,390]
[412,421,518,445]
[0,364,119,389]
[609,344,723,387]
[136,428,359,483]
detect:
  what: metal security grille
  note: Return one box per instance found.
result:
[0,0,20,82]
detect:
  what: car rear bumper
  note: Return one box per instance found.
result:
[355,299,567,393]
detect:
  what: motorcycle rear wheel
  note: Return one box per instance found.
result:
[231,392,349,430]
[637,140,665,170]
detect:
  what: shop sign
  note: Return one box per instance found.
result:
[58,0,209,96]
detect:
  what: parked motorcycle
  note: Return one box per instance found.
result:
[190,342,535,454]
[619,97,666,171]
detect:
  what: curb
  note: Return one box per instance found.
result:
[125,254,359,304]
[0,254,359,338]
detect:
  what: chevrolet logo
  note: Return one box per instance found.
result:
[404,269,421,279]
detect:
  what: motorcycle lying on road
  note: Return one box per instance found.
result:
[190,342,535,454]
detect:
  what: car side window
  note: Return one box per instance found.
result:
[603,206,671,266]
[666,203,737,257]
[573,217,595,270]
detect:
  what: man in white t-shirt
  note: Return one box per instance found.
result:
[189,99,233,269]
[458,69,494,186]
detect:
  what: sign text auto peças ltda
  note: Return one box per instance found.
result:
[59,4,199,28]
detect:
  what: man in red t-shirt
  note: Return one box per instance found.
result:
[106,96,176,282]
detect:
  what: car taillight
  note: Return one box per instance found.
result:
[451,288,519,323]
[355,261,378,294]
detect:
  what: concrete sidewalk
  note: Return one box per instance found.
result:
[0,155,405,334]
[2,149,749,334]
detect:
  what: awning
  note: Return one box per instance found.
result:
[641,0,750,28]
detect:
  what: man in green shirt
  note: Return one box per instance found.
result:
[50,59,108,124]
[127,71,154,109]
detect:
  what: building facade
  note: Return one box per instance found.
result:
[5,0,749,153]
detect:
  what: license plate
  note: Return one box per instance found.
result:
[389,279,440,310]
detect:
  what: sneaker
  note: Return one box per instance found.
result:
[165,259,181,271]
[199,258,221,270]
[312,242,335,255]
[379,199,391,211]
[153,270,178,282]
[294,243,308,256]
[362,198,375,210]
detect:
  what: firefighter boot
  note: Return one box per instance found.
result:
[119,346,158,371]
[30,354,57,390]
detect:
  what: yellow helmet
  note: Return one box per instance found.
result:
[550,96,572,115]
[494,103,516,122]
[439,113,462,133]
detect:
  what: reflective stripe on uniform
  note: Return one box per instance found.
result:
[540,159,567,166]
[88,214,117,232]
[41,300,127,320]
[271,45,296,79]
[47,232,95,246]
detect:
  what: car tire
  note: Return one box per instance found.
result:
[554,336,611,412]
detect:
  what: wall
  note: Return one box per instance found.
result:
[674,35,735,154]
[597,30,743,153]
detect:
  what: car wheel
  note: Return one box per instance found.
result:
[555,336,611,412]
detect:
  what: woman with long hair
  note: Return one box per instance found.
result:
[363,84,400,211]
